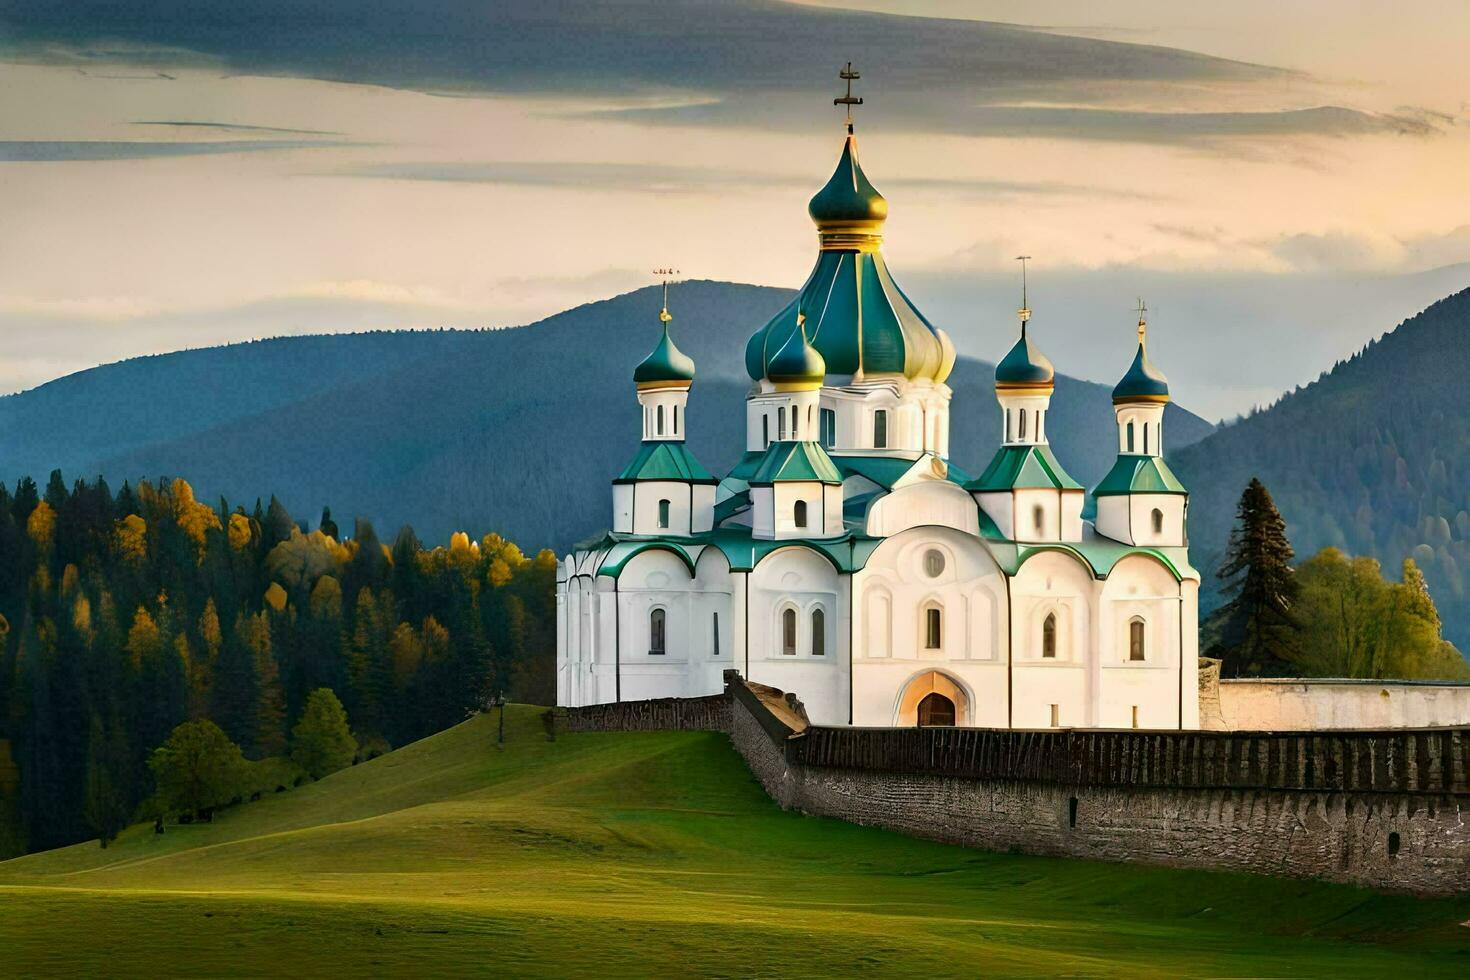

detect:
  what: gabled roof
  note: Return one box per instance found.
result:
[748,441,842,486]
[614,441,716,484]
[1093,455,1188,497]
[966,444,1083,492]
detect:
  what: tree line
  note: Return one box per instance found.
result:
[1207,477,1470,681]
[0,472,556,856]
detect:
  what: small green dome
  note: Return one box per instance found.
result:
[1113,341,1170,402]
[634,321,695,387]
[766,320,826,388]
[808,134,888,235]
[995,327,1055,388]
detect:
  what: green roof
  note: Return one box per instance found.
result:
[765,320,826,384]
[749,441,842,485]
[633,323,695,385]
[614,441,716,484]
[1093,455,1188,497]
[967,444,1082,492]
[831,453,974,491]
[807,133,888,229]
[995,326,1054,386]
[1113,341,1169,401]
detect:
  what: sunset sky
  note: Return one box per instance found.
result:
[3,1,1468,419]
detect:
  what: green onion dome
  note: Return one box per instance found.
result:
[634,318,696,389]
[808,134,888,248]
[745,131,955,385]
[1112,339,1170,403]
[995,325,1055,391]
[765,318,826,390]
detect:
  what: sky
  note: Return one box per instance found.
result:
[2,0,1468,420]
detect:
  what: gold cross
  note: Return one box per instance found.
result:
[653,268,679,322]
[834,62,863,132]
[1016,255,1032,324]
[1135,297,1148,343]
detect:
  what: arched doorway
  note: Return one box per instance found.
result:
[917,692,956,727]
[896,670,969,726]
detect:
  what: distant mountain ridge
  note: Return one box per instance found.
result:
[0,280,1214,553]
[1173,285,1470,648]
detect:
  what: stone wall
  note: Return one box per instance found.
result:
[569,679,1470,893]
[1212,678,1470,731]
[559,694,731,733]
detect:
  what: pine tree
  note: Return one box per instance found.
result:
[1215,478,1301,676]
[83,714,132,848]
[291,688,356,779]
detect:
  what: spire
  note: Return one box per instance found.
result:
[1016,254,1032,335]
[995,256,1054,390]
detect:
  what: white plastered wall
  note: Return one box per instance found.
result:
[1010,550,1095,728]
[1097,555,1187,729]
[851,526,1009,727]
[743,546,848,724]
[866,480,979,538]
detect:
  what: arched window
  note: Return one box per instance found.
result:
[1129,618,1146,661]
[778,406,787,441]
[762,415,770,447]
[1005,408,1013,442]
[793,499,808,528]
[656,404,665,436]
[1042,613,1057,658]
[782,608,797,655]
[673,404,679,435]
[712,612,720,657]
[791,407,799,439]
[917,692,955,727]
[820,408,836,448]
[1143,424,1149,455]
[873,410,888,449]
[657,499,671,528]
[1151,508,1164,534]
[924,606,942,649]
[1033,504,1045,534]
[923,549,945,578]
[1019,408,1027,441]
[811,608,825,656]
[1126,421,1135,453]
[649,608,666,655]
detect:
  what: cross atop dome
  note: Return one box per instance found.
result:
[834,61,863,133]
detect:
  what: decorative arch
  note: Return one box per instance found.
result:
[894,669,972,727]
[599,542,698,579]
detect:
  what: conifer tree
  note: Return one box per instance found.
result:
[83,714,132,848]
[1215,478,1301,676]
[291,688,356,779]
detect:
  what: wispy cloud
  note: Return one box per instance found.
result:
[0,139,351,161]
[132,120,343,136]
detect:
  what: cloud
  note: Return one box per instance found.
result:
[0,139,351,161]
[132,120,343,136]
[2,0,1417,144]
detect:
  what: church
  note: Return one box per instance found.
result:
[557,88,1200,731]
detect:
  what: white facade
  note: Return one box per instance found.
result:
[558,123,1200,730]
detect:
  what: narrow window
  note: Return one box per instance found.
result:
[1129,619,1146,661]
[1151,508,1164,534]
[924,606,942,649]
[657,499,671,529]
[673,404,679,435]
[649,608,665,655]
[1388,832,1401,858]
[820,408,836,448]
[1131,705,1140,729]
[657,404,665,436]
[1005,408,1013,442]
[873,410,888,449]
[1019,408,1027,441]
[1033,504,1045,534]
[1068,796,1078,829]
[1043,613,1057,658]
[1143,424,1149,455]
[811,609,825,656]
[762,415,769,447]
[782,608,797,655]
[778,406,786,441]
[1126,421,1135,453]
[792,408,799,439]
[1049,703,1060,727]
[712,612,720,657]
[794,500,808,528]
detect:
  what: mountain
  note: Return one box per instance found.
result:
[1172,286,1470,647]
[0,280,1214,553]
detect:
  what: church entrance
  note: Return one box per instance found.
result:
[917,692,956,727]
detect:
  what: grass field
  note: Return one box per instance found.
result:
[2,707,1467,978]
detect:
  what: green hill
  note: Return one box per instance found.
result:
[0,281,1214,553]
[2,707,1465,978]
[1172,286,1470,650]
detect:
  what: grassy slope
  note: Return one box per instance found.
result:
[2,708,1467,978]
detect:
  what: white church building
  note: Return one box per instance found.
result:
[557,110,1200,730]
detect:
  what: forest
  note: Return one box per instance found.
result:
[0,471,555,857]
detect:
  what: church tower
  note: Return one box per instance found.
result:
[744,64,955,458]
[611,283,716,536]
[967,272,1084,542]
[1093,304,1188,547]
